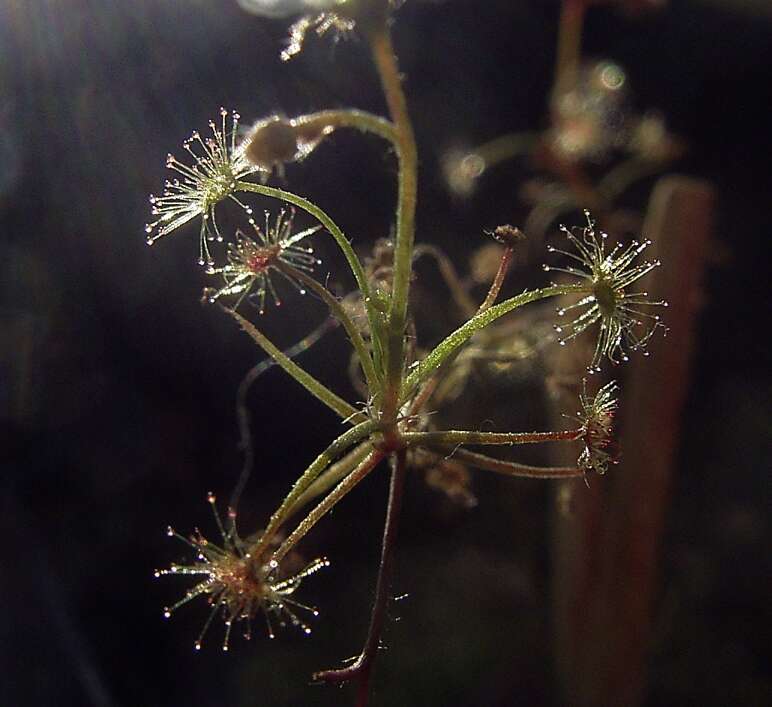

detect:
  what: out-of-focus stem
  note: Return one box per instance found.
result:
[554,0,587,96]
[472,132,540,172]
[413,244,477,319]
[552,176,714,707]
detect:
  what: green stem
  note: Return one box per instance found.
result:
[470,132,540,172]
[234,181,376,329]
[295,109,397,147]
[404,428,581,448]
[257,420,376,556]
[273,449,386,564]
[403,284,583,397]
[433,447,585,480]
[405,242,516,416]
[277,262,380,393]
[367,26,418,420]
[554,0,587,97]
[287,442,374,519]
[228,308,363,422]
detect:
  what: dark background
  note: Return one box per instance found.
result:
[1,1,770,705]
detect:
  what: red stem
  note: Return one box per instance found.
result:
[479,246,514,312]
[314,449,408,707]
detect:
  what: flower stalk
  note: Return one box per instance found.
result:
[367,24,418,422]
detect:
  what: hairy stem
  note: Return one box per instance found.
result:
[314,449,408,707]
[404,428,581,448]
[367,26,418,421]
[228,308,363,422]
[403,284,583,397]
[277,262,380,393]
[231,316,339,528]
[273,449,386,564]
[436,447,586,480]
[256,420,376,557]
[286,442,374,520]
[296,109,397,147]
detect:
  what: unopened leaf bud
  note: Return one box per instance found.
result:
[241,114,335,173]
[241,115,301,170]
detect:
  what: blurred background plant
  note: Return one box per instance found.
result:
[1,1,770,706]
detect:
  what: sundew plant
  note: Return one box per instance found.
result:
[147,1,666,704]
